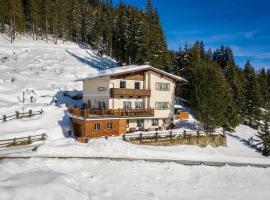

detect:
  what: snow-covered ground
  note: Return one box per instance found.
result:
[0,34,270,200]
[0,158,270,200]
[0,34,269,164]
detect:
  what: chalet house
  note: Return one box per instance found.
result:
[68,65,186,140]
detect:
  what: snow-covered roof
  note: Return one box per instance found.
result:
[76,65,187,82]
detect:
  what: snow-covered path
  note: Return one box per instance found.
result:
[0,158,270,200]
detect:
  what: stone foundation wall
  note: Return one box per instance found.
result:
[129,134,226,147]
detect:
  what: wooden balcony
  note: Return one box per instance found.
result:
[68,107,154,118]
[110,88,151,97]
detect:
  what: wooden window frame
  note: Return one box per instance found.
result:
[134,82,140,89]
[135,101,144,109]
[94,123,101,131]
[120,80,126,88]
[152,119,159,126]
[123,101,132,109]
[107,123,112,130]
[155,82,170,91]
[155,102,169,110]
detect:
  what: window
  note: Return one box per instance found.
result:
[94,123,100,130]
[155,102,169,110]
[98,101,106,109]
[152,119,159,126]
[134,82,140,89]
[135,101,144,109]
[155,82,170,91]
[137,119,144,127]
[107,123,112,130]
[123,101,132,109]
[120,80,126,88]
[97,87,106,91]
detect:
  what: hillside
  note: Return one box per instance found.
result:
[0,34,116,140]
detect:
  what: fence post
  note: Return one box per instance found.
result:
[155,132,158,142]
[197,130,200,136]
[170,130,173,142]
[139,133,142,144]
[16,111,19,119]
[183,130,186,138]
[13,138,16,145]
[122,134,126,141]
[3,115,6,122]
[223,129,226,136]
[29,110,32,117]
[28,136,31,143]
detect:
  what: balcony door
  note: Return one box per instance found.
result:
[123,101,131,109]
[98,101,106,109]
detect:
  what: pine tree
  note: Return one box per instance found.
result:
[3,0,24,43]
[258,68,269,108]
[257,110,270,156]
[242,61,261,127]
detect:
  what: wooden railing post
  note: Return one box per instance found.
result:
[183,130,186,138]
[29,110,32,117]
[16,111,19,119]
[155,132,158,142]
[139,133,142,144]
[170,130,173,142]
[3,115,6,122]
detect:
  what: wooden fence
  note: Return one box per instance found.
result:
[0,133,47,148]
[0,109,44,123]
[122,130,226,147]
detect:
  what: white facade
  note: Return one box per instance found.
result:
[81,65,184,130]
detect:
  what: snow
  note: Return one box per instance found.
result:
[0,158,270,200]
[0,34,270,199]
[0,34,115,140]
[0,34,270,166]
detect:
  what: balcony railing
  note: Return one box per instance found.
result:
[68,107,154,118]
[110,88,151,97]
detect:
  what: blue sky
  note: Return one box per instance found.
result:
[114,0,270,69]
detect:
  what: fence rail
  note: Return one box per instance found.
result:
[123,130,225,144]
[0,133,47,148]
[0,109,44,123]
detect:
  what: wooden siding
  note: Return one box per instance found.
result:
[71,118,127,140]
[111,71,145,81]
[110,88,151,97]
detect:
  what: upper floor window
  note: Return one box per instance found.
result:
[155,102,169,110]
[97,87,106,91]
[94,123,100,130]
[120,80,126,88]
[135,101,144,109]
[123,101,132,109]
[134,82,140,89]
[156,82,170,91]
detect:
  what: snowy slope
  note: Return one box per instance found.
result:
[0,158,270,200]
[0,34,115,140]
[0,34,269,166]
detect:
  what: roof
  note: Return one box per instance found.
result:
[76,65,187,82]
